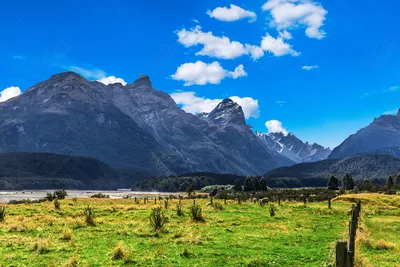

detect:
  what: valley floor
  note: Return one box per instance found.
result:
[0,194,398,266]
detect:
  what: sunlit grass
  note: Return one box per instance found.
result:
[0,194,395,266]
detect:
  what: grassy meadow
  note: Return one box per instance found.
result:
[0,194,398,266]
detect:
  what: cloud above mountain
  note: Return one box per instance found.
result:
[170,91,259,119]
[265,120,289,135]
[0,86,22,102]
[171,61,247,86]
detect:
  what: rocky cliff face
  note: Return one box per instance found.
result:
[0,72,292,176]
[256,132,331,163]
[329,110,400,159]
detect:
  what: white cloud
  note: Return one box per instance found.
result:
[207,4,257,22]
[262,0,328,39]
[265,120,288,135]
[302,65,319,70]
[176,25,264,60]
[383,109,399,115]
[0,86,22,102]
[261,32,300,56]
[276,100,286,106]
[97,76,127,86]
[170,91,259,119]
[66,66,106,80]
[389,85,399,92]
[171,61,247,86]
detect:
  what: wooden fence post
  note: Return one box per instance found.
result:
[328,197,331,209]
[335,241,349,267]
[278,196,281,206]
[154,198,156,204]
[193,199,196,205]
[210,197,213,205]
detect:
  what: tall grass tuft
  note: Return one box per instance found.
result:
[213,202,223,211]
[176,203,184,216]
[269,204,276,217]
[190,204,204,222]
[0,206,5,223]
[60,228,74,241]
[111,241,128,260]
[84,206,95,226]
[65,255,79,267]
[164,199,169,209]
[149,207,168,232]
[54,199,61,210]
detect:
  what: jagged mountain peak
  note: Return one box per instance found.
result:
[206,98,246,127]
[130,74,152,88]
[257,131,331,163]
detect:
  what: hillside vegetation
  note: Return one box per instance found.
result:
[0,152,121,190]
[264,154,400,182]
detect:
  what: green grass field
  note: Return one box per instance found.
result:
[0,194,398,266]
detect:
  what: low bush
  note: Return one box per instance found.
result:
[190,204,204,222]
[269,204,276,217]
[176,204,184,216]
[84,206,96,226]
[0,206,5,222]
[54,199,61,210]
[149,207,168,232]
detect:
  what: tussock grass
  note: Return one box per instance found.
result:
[1,196,397,266]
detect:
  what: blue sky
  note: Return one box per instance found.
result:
[0,0,399,148]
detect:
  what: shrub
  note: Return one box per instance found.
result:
[269,204,276,217]
[90,193,110,198]
[45,192,55,201]
[111,241,128,260]
[190,204,204,222]
[176,204,184,216]
[54,199,61,210]
[54,190,68,200]
[164,199,169,209]
[72,197,78,203]
[149,207,168,232]
[84,206,95,226]
[0,206,5,223]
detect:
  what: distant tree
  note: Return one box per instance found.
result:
[342,173,354,190]
[233,179,242,192]
[243,177,253,191]
[386,175,394,190]
[395,173,400,189]
[259,178,267,191]
[186,184,195,197]
[327,175,339,190]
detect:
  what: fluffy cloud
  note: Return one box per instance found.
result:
[66,66,106,80]
[262,0,328,39]
[97,76,127,86]
[302,65,319,70]
[0,86,22,102]
[176,26,264,60]
[170,91,259,119]
[265,120,288,135]
[171,61,247,86]
[261,32,300,56]
[207,4,257,22]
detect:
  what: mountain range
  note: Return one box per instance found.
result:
[0,71,399,187]
[329,110,400,159]
[0,72,295,177]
